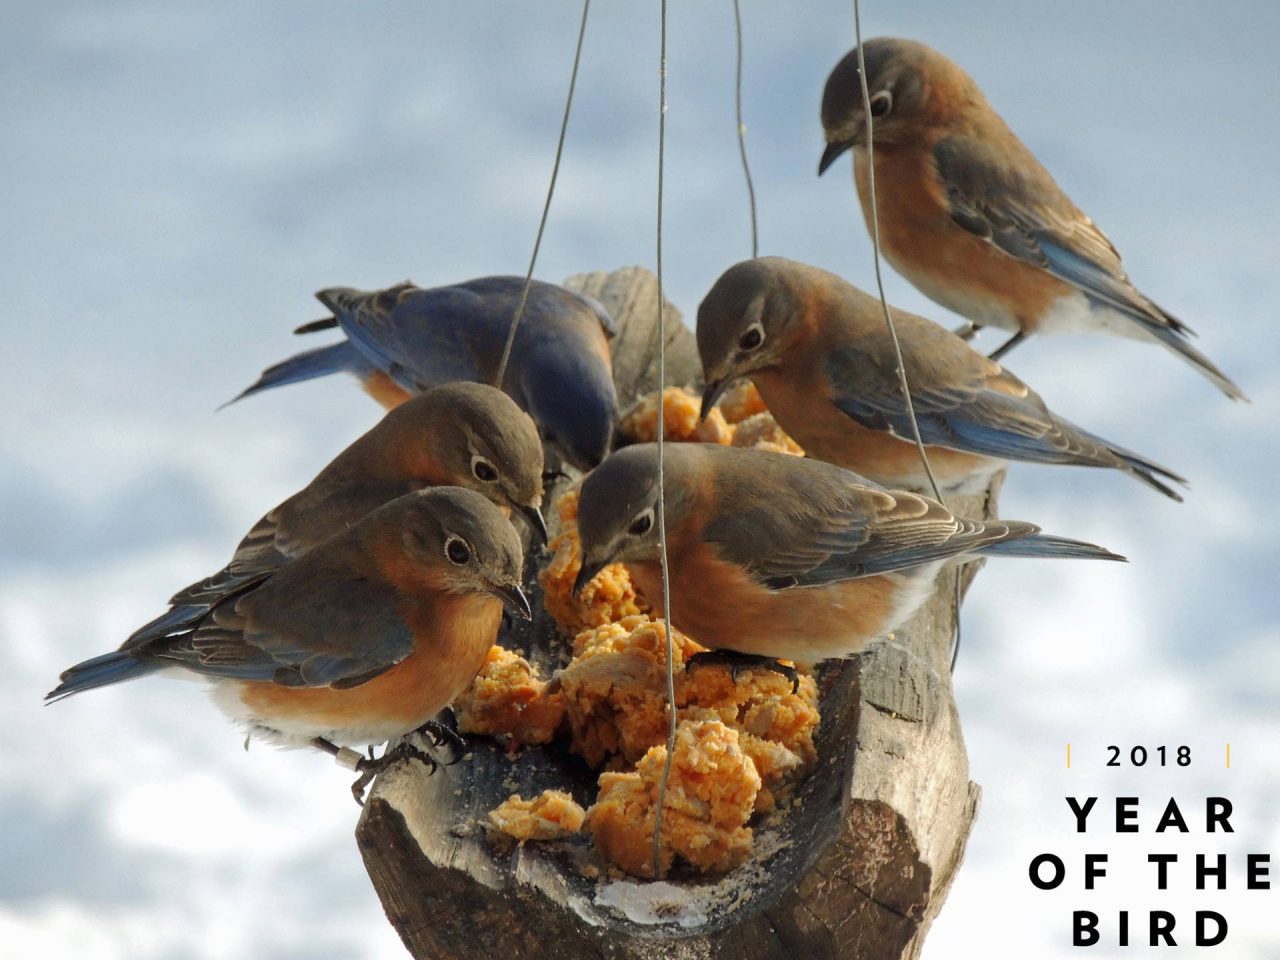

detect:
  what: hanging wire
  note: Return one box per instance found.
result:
[651,0,678,882]
[494,0,591,388]
[732,0,759,258]
[850,0,963,669]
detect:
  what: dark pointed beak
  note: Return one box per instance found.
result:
[818,139,854,175]
[489,581,532,620]
[574,557,607,596]
[700,379,729,422]
[516,502,549,545]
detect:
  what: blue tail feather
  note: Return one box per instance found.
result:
[978,534,1125,562]
[221,341,365,408]
[45,652,160,703]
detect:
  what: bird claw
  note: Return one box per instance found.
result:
[349,740,441,806]
[412,719,466,763]
[686,650,800,695]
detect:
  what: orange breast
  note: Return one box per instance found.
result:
[750,368,997,493]
[361,370,415,410]
[628,547,911,666]
[856,144,1071,331]
[234,594,501,743]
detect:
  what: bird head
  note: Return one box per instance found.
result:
[389,383,548,544]
[819,38,934,174]
[573,444,695,595]
[696,257,810,419]
[395,487,531,619]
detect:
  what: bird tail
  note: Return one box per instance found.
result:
[220,341,361,408]
[977,529,1126,562]
[45,651,159,703]
[122,603,208,650]
[1141,311,1248,402]
[1092,435,1188,502]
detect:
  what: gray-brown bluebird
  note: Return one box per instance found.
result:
[574,443,1122,665]
[697,257,1186,498]
[818,37,1246,400]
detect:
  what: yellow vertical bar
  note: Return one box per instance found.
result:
[1067,743,1071,769]
[1226,743,1231,768]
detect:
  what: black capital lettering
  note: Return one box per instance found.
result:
[1066,796,1097,832]
[1073,911,1099,947]
[1029,854,1064,890]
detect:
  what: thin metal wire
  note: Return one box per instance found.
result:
[732,0,759,258]
[651,0,677,882]
[494,0,591,388]
[850,0,963,668]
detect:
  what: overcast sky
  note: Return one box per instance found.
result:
[3,1,1278,957]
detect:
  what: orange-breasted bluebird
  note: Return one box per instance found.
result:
[230,276,621,468]
[126,382,546,651]
[47,487,530,795]
[697,257,1186,499]
[818,38,1246,400]
[574,443,1121,665]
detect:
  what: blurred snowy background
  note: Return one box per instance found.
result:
[3,1,1278,956]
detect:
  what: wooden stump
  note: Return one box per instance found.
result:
[356,266,988,960]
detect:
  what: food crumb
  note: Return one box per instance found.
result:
[488,790,587,842]
[586,720,761,878]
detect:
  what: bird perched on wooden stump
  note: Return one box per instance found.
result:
[697,257,1186,499]
[127,381,546,652]
[574,443,1122,671]
[231,276,621,469]
[47,488,531,802]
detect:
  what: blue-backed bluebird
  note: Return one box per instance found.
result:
[573,443,1121,666]
[818,38,1246,400]
[697,257,1186,499]
[47,488,530,796]
[231,276,621,469]
[126,382,545,651]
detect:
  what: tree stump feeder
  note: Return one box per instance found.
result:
[356,267,989,959]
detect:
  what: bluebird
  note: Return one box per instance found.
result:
[230,276,621,469]
[697,257,1186,499]
[818,37,1246,400]
[47,488,530,799]
[573,443,1121,667]
[126,381,546,651]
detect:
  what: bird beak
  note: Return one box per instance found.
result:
[818,139,854,175]
[488,581,532,620]
[573,556,607,596]
[515,502,549,545]
[700,378,729,422]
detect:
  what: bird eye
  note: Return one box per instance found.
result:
[738,323,765,353]
[471,456,498,483]
[445,536,471,565]
[869,90,893,119]
[628,509,654,537]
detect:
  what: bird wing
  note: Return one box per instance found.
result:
[823,320,1125,466]
[931,133,1190,336]
[703,471,1024,589]
[143,552,416,689]
[319,282,493,391]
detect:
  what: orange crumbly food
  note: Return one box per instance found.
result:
[487,790,587,842]
[586,720,760,877]
[559,614,818,811]
[729,411,804,456]
[716,380,768,422]
[618,386,732,445]
[454,645,566,746]
[540,488,649,636]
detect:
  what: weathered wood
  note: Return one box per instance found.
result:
[356,266,986,960]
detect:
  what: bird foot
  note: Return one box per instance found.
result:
[411,718,466,763]
[686,650,799,694]
[349,740,442,806]
[952,321,981,341]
